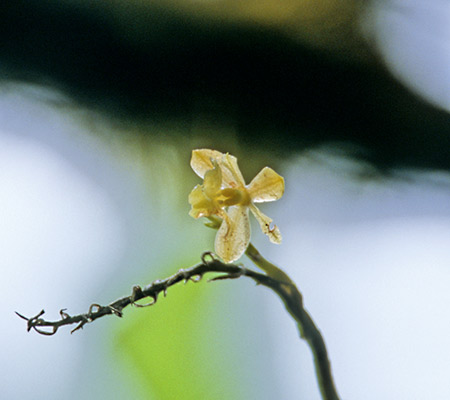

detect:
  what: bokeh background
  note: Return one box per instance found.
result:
[1,1,449,399]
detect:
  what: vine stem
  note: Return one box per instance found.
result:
[17,249,340,400]
[245,244,340,400]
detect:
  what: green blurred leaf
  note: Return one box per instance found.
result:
[114,272,247,400]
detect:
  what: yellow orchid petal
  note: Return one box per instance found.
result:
[247,167,285,203]
[190,149,225,179]
[188,185,215,218]
[190,148,247,188]
[215,206,251,263]
[220,153,246,188]
[203,161,222,198]
[249,204,282,244]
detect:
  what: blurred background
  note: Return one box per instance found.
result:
[0,1,449,399]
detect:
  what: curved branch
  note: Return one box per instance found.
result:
[245,244,339,400]
[16,252,340,400]
[16,255,271,335]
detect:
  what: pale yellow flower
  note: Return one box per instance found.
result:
[188,149,284,263]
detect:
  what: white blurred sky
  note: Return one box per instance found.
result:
[0,86,152,400]
[364,0,450,111]
[257,151,450,399]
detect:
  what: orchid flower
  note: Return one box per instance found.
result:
[188,149,284,263]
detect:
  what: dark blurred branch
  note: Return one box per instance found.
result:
[17,252,340,400]
[0,1,448,171]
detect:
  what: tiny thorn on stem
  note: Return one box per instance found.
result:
[133,293,158,308]
[109,306,123,317]
[201,251,216,264]
[131,285,144,301]
[88,304,102,314]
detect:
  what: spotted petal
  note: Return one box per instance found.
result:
[247,167,284,203]
[220,153,246,188]
[215,206,250,263]
[249,204,282,244]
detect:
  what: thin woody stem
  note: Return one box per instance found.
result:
[245,243,293,283]
[15,255,279,335]
[245,244,340,400]
[17,250,340,400]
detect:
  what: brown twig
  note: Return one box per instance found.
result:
[15,253,265,335]
[17,252,340,400]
